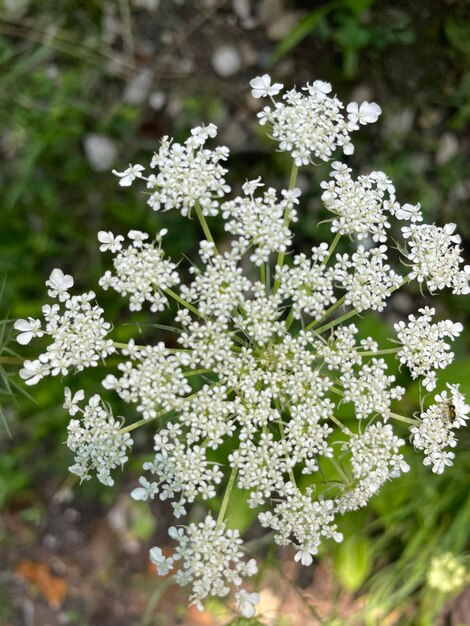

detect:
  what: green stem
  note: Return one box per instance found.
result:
[329,413,348,432]
[280,426,297,486]
[120,383,220,434]
[113,341,144,350]
[273,163,299,294]
[0,355,23,365]
[183,368,213,377]
[120,410,167,434]
[194,201,219,254]
[330,385,344,397]
[324,232,341,265]
[275,399,297,486]
[164,288,204,318]
[389,412,419,426]
[260,262,266,289]
[358,348,401,357]
[285,308,296,330]
[304,295,346,333]
[217,465,238,528]
[314,308,358,334]
[329,456,350,483]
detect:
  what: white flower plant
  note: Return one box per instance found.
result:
[15,74,470,618]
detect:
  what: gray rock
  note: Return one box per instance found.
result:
[436,133,459,166]
[123,68,153,105]
[212,45,243,76]
[83,134,118,172]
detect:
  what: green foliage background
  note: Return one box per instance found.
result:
[1,1,469,624]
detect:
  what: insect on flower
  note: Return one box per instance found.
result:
[440,400,457,425]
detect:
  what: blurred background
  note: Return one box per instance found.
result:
[1,0,470,624]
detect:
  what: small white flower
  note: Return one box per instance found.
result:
[128,230,150,246]
[131,476,159,500]
[310,80,332,97]
[294,545,317,566]
[149,546,166,566]
[249,74,283,98]
[63,387,85,416]
[347,101,382,124]
[14,318,43,345]
[444,222,461,244]
[97,231,124,252]
[394,202,423,222]
[112,163,145,187]
[235,589,260,618]
[242,177,264,196]
[46,268,74,301]
[19,358,50,386]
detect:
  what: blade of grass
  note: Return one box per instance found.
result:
[268,0,341,66]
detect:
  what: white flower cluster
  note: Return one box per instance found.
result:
[335,245,403,312]
[259,486,343,566]
[321,162,397,243]
[340,357,404,420]
[16,269,115,385]
[131,423,223,518]
[315,324,362,372]
[337,422,409,513]
[253,77,381,164]
[402,222,470,293]
[99,229,180,312]
[180,247,251,322]
[102,342,191,418]
[275,245,337,320]
[395,307,463,391]
[149,515,258,615]
[411,384,469,474]
[114,123,231,217]
[17,75,469,618]
[233,285,285,346]
[427,552,467,593]
[65,391,133,486]
[222,181,300,265]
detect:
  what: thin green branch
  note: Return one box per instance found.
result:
[323,232,341,265]
[358,347,401,357]
[194,202,219,254]
[216,465,238,528]
[0,355,23,365]
[389,412,419,426]
[164,288,204,318]
[304,295,346,333]
[314,308,358,334]
[273,163,299,294]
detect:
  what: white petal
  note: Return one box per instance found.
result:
[17,331,34,345]
[131,487,148,501]
[97,231,112,243]
[14,319,32,332]
[359,101,382,124]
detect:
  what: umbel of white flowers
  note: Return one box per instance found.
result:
[15,74,469,618]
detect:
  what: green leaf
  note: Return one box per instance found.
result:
[445,19,470,57]
[343,0,375,15]
[268,0,341,66]
[335,534,373,591]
